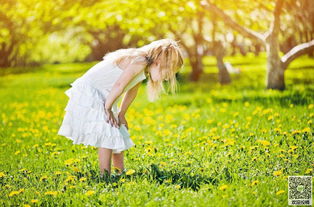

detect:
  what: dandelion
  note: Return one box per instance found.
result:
[64,175,76,183]
[44,191,58,196]
[302,127,311,133]
[257,140,270,147]
[175,185,181,189]
[9,189,24,197]
[126,169,135,175]
[40,175,48,181]
[23,204,31,207]
[273,170,283,176]
[31,199,39,203]
[79,177,87,182]
[276,190,285,195]
[54,171,62,175]
[160,161,167,166]
[85,190,95,196]
[251,180,259,186]
[219,184,228,191]
[0,172,6,178]
[222,138,235,146]
[305,168,313,174]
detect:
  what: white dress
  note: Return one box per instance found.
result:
[57,58,147,153]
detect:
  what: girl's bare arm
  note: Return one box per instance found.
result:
[118,81,141,116]
[104,62,145,111]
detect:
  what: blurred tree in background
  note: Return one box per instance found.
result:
[0,0,313,90]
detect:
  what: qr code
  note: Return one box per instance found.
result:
[288,176,312,206]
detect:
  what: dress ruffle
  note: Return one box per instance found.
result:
[57,78,134,154]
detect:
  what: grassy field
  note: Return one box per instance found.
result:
[0,54,313,206]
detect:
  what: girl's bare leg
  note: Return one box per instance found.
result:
[112,151,124,173]
[98,148,112,176]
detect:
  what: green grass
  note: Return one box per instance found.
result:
[0,54,313,206]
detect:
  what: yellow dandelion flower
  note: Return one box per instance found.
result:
[64,175,76,183]
[0,172,6,178]
[23,205,31,207]
[273,170,283,176]
[31,199,39,203]
[276,190,285,195]
[305,168,313,174]
[160,162,167,166]
[9,191,20,197]
[257,140,270,147]
[219,184,228,191]
[85,190,95,196]
[175,185,181,189]
[302,127,311,133]
[251,180,259,186]
[126,169,135,175]
[44,191,58,196]
[54,171,62,175]
[79,177,87,182]
[40,176,48,181]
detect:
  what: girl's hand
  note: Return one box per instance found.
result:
[118,113,128,130]
[104,108,119,128]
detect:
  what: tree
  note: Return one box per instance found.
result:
[201,0,314,90]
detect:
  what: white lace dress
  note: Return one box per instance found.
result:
[57,58,147,153]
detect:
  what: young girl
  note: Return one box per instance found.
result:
[57,38,184,177]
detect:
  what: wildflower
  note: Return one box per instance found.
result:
[175,185,181,189]
[40,176,48,181]
[276,190,285,195]
[126,169,135,175]
[160,162,167,166]
[64,175,76,183]
[85,190,95,196]
[31,199,39,203]
[251,180,259,186]
[273,170,283,176]
[302,127,311,133]
[9,189,24,197]
[79,177,87,182]
[219,184,228,191]
[305,168,313,174]
[44,191,58,196]
[0,172,6,178]
[257,140,270,147]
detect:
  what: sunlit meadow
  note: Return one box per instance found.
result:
[0,53,313,206]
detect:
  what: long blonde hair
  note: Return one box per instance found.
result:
[102,38,184,102]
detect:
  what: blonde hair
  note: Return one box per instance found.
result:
[102,38,184,102]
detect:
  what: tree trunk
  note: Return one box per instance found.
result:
[189,55,203,81]
[217,57,231,84]
[265,42,285,90]
[214,41,231,84]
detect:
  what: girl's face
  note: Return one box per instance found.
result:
[149,60,168,82]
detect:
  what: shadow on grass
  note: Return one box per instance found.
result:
[78,164,219,192]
